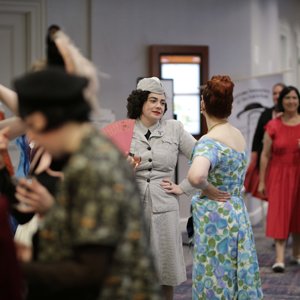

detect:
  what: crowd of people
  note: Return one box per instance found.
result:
[0,25,299,300]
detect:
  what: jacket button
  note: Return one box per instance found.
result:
[148,158,152,162]
[148,168,152,171]
[147,146,151,150]
[147,179,150,182]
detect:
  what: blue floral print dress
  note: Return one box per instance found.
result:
[191,137,263,300]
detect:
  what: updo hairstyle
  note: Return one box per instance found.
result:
[202,75,234,119]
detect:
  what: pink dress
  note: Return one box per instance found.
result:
[265,117,300,239]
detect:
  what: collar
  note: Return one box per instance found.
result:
[136,119,161,136]
[136,119,165,139]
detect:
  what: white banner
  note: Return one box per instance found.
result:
[230,74,283,156]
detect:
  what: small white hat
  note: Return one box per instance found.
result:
[137,77,165,94]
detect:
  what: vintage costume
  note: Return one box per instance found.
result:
[131,118,196,286]
[191,137,263,299]
[265,117,300,239]
[23,130,162,300]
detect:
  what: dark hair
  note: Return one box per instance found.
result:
[20,102,91,133]
[202,75,234,119]
[126,89,168,119]
[15,68,91,132]
[277,86,300,113]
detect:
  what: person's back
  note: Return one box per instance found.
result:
[188,75,263,299]
[206,123,246,153]
[204,123,247,195]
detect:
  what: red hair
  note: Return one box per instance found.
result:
[202,75,234,118]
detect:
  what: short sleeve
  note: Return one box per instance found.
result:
[191,138,219,169]
[264,119,277,139]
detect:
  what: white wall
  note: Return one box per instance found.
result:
[91,0,252,120]
[250,0,281,76]
[278,0,300,86]
[3,0,299,223]
[46,0,90,57]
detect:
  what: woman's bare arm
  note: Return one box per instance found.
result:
[0,117,25,140]
[0,84,18,114]
[258,132,272,196]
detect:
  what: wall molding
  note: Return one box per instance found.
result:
[0,0,46,68]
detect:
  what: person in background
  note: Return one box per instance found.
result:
[126,77,229,300]
[258,85,300,273]
[188,75,263,299]
[14,68,162,300]
[244,83,285,199]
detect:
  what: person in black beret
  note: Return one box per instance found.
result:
[0,25,100,242]
[13,68,163,300]
[15,67,90,132]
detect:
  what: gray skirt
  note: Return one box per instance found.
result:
[143,189,187,286]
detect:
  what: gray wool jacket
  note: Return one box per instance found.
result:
[130,119,197,213]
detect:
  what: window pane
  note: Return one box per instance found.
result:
[173,95,200,135]
[161,63,200,94]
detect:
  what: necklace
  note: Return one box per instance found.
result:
[208,121,227,132]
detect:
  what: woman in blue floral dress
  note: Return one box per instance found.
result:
[188,75,263,299]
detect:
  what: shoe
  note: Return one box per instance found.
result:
[272,262,285,273]
[290,257,300,265]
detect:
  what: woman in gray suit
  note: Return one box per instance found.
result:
[126,77,229,300]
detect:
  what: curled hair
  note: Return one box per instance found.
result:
[277,86,300,113]
[202,75,234,119]
[127,90,150,119]
[126,89,168,119]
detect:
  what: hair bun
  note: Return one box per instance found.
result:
[202,74,234,118]
[207,75,234,98]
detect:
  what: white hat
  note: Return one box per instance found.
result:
[137,77,165,94]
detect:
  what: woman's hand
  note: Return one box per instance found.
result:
[257,181,266,197]
[15,177,55,216]
[160,178,183,195]
[202,184,230,202]
[127,153,141,170]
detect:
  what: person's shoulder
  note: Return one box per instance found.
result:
[263,106,274,113]
[163,119,193,139]
[73,130,125,168]
[268,116,281,126]
[260,107,273,119]
[163,119,183,127]
[231,125,245,137]
[197,135,216,147]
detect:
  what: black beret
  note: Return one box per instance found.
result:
[14,68,89,117]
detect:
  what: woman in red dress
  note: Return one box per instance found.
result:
[244,83,285,200]
[259,86,300,272]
